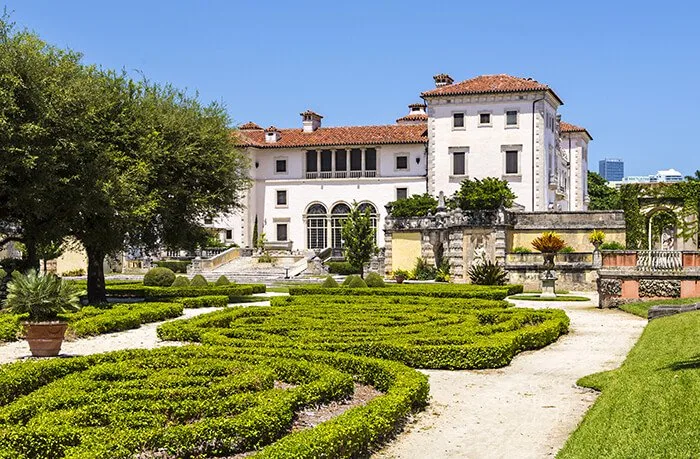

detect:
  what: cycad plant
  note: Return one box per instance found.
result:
[468,261,508,285]
[531,232,567,253]
[3,270,81,322]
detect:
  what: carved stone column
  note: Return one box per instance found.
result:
[448,228,465,281]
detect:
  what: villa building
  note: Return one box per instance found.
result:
[211,74,592,253]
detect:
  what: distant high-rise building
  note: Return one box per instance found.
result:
[599,158,624,181]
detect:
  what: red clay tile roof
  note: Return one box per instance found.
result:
[264,126,280,132]
[408,102,427,109]
[560,121,592,140]
[300,109,323,119]
[396,113,429,123]
[422,74,563,104]
[239,121,263,130]
[236,124,427,148]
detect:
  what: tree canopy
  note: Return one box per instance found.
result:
[587,172,621,210]
[449,177,516,210]
[387,193,438,218]
[341,202,378,278]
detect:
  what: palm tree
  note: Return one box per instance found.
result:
[685,170,700,181]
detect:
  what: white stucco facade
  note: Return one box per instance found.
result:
[213,74,592,252]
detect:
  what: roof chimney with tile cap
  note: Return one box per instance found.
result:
[264,126,281,143]
[433,73,454,87]
[301,110,323,133]
[396,103,428,125]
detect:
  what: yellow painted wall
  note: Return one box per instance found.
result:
[44,243,88,276]
[510,229,626,252]
[391,232,422,272]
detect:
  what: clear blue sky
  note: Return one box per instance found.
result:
[5,0,699,176]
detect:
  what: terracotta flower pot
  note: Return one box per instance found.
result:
[395,275,405,284]
[24,322,68,357]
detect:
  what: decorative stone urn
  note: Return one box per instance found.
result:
[540,252,558,298]
[24,322,69,357]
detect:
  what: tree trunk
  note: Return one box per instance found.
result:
[86,245,107,304]
[43,259,47,275]
[24,239,40,272]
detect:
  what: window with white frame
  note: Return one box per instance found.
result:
[479,112,491,126]
[505,110,518,127]
[453,113,465,128]
[396,187,408,200]
[276,190,287,206]
[275,158,287,174]
[452,152,466,176]
[276,223,288,242]
[505,150,519,174]
[396,155,408,170]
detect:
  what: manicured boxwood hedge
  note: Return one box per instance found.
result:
[271,295,510,310]
[105,284,266,300]
[158,299,568,369]
[153,260,191,273]
[288,283,523,300]
[0,315,22,342]
[175,295,229,309]
[0,346,428,459]
[66,302,183,338]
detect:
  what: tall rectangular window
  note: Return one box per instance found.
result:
[225,230,233,240]
[276,190,287,206]
[365,148,377,171]
[276,224,288,242]
[505,150,519,174]
[505,111,518,126]
[453,152,466,176]
[396,188,408,200]
[453,113,465,128]
[320,150,332,171]
[306,150,317,172]
[350,149,362,171]
[335,149,347,171]
[275,159,287,173]
[396,155,408,170]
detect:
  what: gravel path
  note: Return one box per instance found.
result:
[375,294,646,459]
[0,297,274,365]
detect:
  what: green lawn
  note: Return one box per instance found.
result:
[558,310,700,458]
[619,297,700,318]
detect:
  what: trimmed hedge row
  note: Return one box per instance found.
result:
[175,295,229,309]
[158,299,568,369]
[66,302,183,338]
[271,295,510,310]
[326,261,361,275]
[106,284,265,300]
[289,283,523,300]
[153,260,190,273]
[0,315,22,342]
[0,346,428,459]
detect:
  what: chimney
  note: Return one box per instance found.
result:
[433,73,454,88]
[396,103,428,125]
[301,110,323,133]
[264,126,281,143]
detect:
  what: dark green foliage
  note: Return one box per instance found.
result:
[0,346,428,459]
[364,272,385,288]
[175,295,228,309]
[273,295,509,310]
[600,241,626,250]
[67,302,183,337]
[511,246,533,253]
[345,275,368,288]
[619,184,645,249]
[326,261,362,275]
[587,172,621,210]
[104,284,265,300]
[341,202,378,277]
[560,246,576,253]
[450,177,516,210]
[413,257,436,280]
[0,259,27,275]
[3,270,81,322]
[215,275,231,286]
[153,260,190,273]
[0,315,22,342]
[157,298,569,370]
[321,276,339,288]
[387,193,438,217]
[468,261,509,286]
[190,274,208,287]
[143,267,176,287]
[289,283,523,299]
[171,276,190,287]
[252,215,259,248]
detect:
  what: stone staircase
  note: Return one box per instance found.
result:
[198,256,304,283]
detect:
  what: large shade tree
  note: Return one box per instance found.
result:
[341,202,378,278]
[587,171,621,210]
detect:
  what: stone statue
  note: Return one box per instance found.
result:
[472,244,487,267]
[661,226,675,250]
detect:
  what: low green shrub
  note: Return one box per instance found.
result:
[364,272,385,288]
[158,299,568,370]
[190,274,208,287]
[215,275,231,286]
[171,276,190,287]
[153,260,190,273]
[67,302,183,337]
[468,261,508,286]
[413,258,436,280]
[327,261,361,275]
[176,295,228,309]
[271,295,509,310]
[258,253,274,263]
[342,275,359,287]
[560,246,576,253]
[105,284,265,300]
[321,276,339,288]
[0,314,22,342]
[511,246,533,254]
[289,283,523,300]
[0,269,6,279]
[345,276,368,288]
[0,346,428,459]
[61,268,85,277]
[600,241,626,250]
[143,267,176,287]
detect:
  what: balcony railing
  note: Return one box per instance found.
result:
[305,170,377,179]
[636,250,683,271]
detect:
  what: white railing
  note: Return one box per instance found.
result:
[636,250,682,271]
[305,170,378,179]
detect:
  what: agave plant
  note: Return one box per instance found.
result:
[468,261,508,286]
[531,232,567,253]
[3,270,82,322]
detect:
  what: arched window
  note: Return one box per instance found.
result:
[358,202,378,229]
[306,203,327,249]
[331,203,351,249]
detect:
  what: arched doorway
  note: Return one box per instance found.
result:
[305,203,328,250]
[647,208,678,250]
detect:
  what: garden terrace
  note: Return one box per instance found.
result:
[559,310,700,458]
[157,298,568,369]
[0,346,428,458]
[287,283,523,300]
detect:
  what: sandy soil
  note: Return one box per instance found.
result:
[0,299,272,365]
[374,294,646,459]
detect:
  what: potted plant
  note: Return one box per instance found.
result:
[532,231,567,270]
[393,269,410,284]
[588,229,606,251]
[2,270,81,357]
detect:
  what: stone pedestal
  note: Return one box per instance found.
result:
[540,270,558,298]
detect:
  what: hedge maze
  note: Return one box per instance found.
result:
[0,346,428,459]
